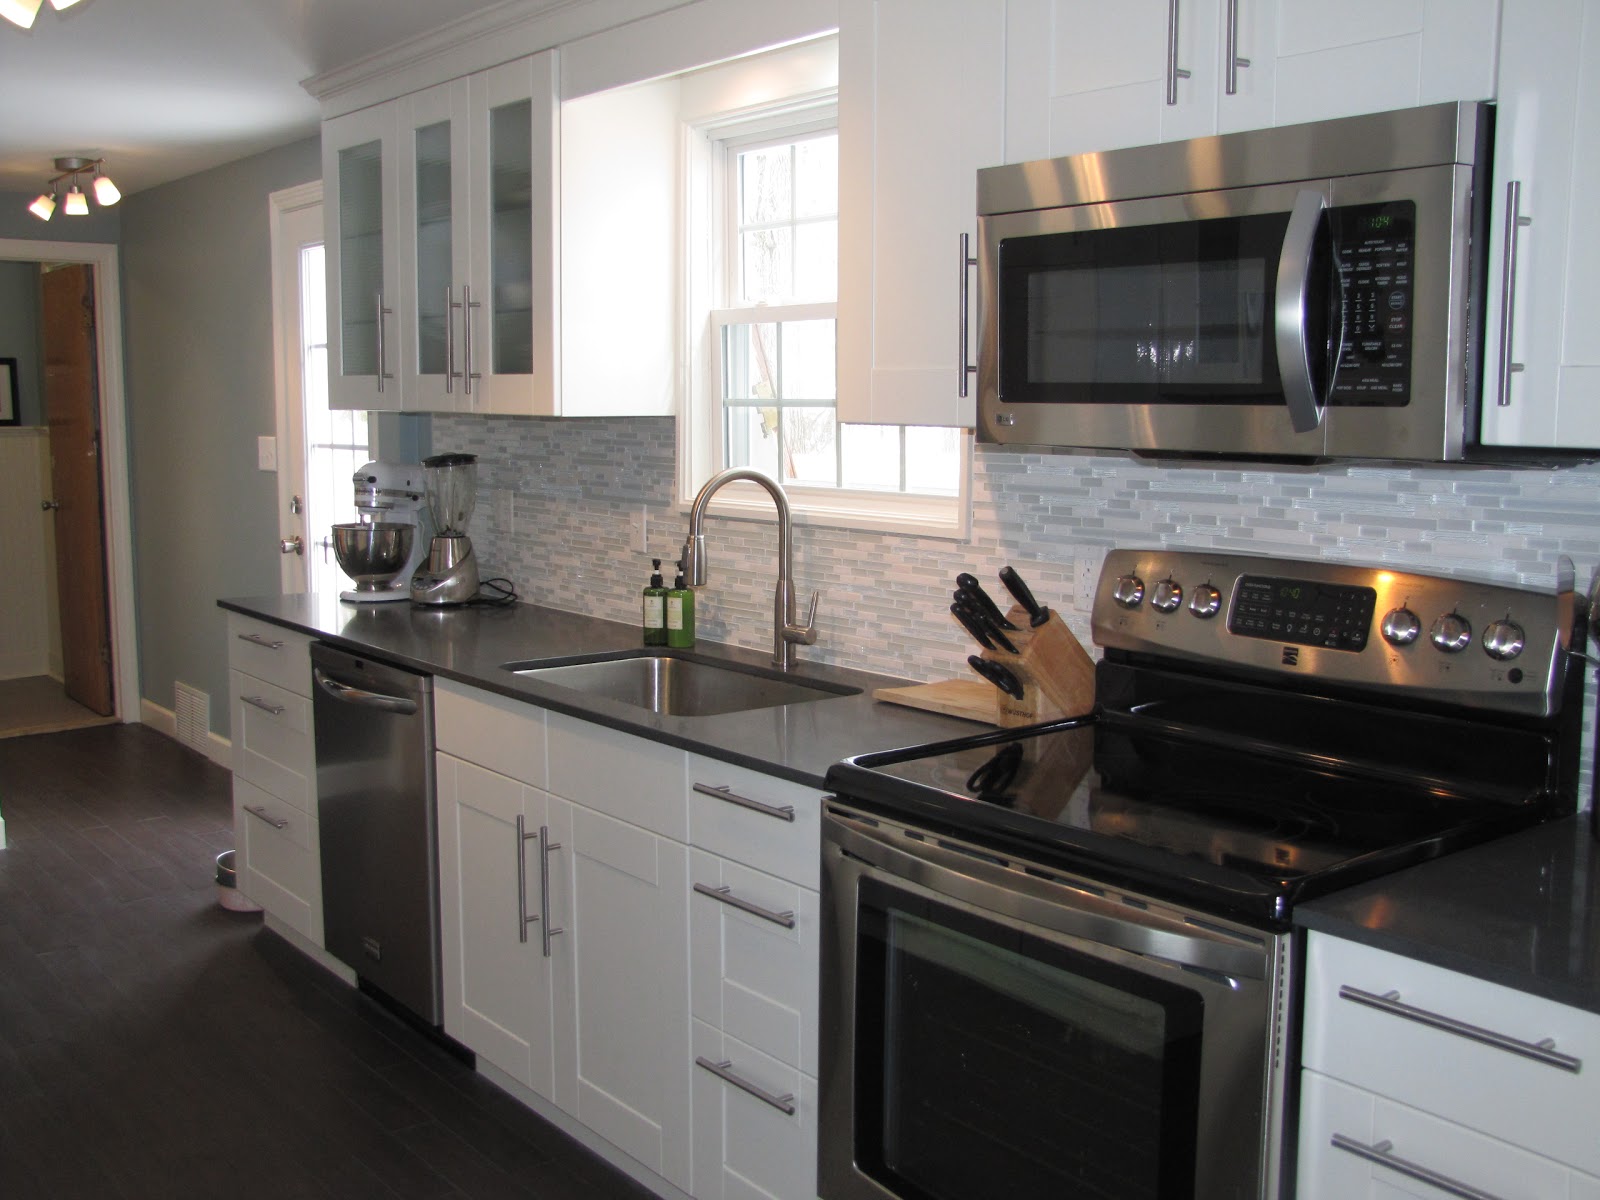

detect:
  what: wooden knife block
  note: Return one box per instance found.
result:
[981,605,1097,727]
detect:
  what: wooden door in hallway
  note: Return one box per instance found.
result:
[43,262,113,717]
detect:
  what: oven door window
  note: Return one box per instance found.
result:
[853,878,1203,1200]
[998,210,1309,407]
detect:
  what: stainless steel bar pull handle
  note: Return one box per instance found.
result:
[694,1057,797,1116]
[312,669,419,716]
[243,804,288,830]
[241,695,286,716]
[516,814,544,944]
[693,782,794,823]
[957,232,978,399]
[1496,180,1532,407]
[461,284,481,398]
[1224,0,1251,95]
[693,882,796,929]
[236,633,284,650]
[444,286,458,395]
[538,825,563,959]
[1330,1135,1506,1200]
[374,291,394,392]
[1337,985,1582,1072]
[1165,0,1191,105]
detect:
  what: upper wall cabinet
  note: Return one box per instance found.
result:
[1004,0,1500,161]
[836,0,1006,428]
[1477,0,1600,451]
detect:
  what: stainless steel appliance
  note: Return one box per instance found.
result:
[820,549,1583,1200]
[334,461,431,603]
[410,452,480,605]
[976,102,1492,462]
[311,642,442,1024]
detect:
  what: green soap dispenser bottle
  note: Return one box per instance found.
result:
[666,560,695,648]
[642,559,667,646]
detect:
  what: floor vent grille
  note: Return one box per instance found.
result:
[174,682,209,753]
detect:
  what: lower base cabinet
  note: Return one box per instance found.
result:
[692,1021,819,1200]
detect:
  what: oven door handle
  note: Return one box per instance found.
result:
[1274,188,1337,435]
[825,810,1266,981]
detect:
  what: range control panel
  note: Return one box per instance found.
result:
[1090,548,1576,719]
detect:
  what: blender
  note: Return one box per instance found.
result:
[410,452,481,605]
[332,462,431,602]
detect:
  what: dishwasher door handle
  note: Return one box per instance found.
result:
[313,668,419,715]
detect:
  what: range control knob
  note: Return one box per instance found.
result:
[1188,584,1222,619]
[1483,618,1526,661]
[1113,574,1146,609]
[1150,578,1182,613]
[1380,607,1422,646]
[1430,611,1473,653]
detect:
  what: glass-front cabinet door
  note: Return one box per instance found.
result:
[467,53,558,415]
[399,79,472,411]
[323,102,403,411]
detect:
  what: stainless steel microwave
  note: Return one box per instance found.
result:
[976,102,1492,461]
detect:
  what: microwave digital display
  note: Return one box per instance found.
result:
[1328,201,1417,407]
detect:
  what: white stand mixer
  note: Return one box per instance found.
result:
[333,462,432,602]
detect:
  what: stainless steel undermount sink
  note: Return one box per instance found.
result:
[503,651,861,718]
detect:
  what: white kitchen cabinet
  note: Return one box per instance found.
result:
[836,0,1006,428]
[323,102,404,411]
[691,1021,819,1200]
[435,752,563,1100]
[1004,0,1499,162]
[225,614,323,944]
[1297,932,1600,1196]
[1477,0,1600,450]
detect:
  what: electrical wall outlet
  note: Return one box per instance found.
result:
[630,506,649,555]
[1075,551,1104,613]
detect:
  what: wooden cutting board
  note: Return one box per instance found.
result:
[872,679,1003,724]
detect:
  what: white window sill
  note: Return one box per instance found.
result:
[677,483,970,542]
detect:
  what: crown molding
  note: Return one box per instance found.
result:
[303,0,695,117]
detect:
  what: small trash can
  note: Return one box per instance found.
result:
[215,849,262,913]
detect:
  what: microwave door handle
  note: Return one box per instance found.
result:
[1274,189,1331,434]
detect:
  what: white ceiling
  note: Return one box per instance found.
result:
[0,0,532,197]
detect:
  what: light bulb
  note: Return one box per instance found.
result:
[64,186,88,216]
[29,192,56,221]
[93,173,120,206]
[49,0,82,8]
[0,0,44,28]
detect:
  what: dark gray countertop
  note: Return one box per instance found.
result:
[1296,814,1600,1015]
[219,591,988,789]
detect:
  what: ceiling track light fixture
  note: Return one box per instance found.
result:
[29,155,120,222]
[1,0,84,31]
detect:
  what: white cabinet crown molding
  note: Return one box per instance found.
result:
[304,0,697,117]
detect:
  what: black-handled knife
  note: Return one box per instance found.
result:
[949,602,996,651]
[953,592,1019,654]
[956,573,1019,630]
[968,654,1025,701]
[999,565,1050,627]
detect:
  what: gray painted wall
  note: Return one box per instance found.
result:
[120,136,321,737]
[0,261,43,426]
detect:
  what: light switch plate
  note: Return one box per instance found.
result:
[257,436,277,471]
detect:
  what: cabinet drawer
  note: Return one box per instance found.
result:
[1298,1070,1571,1200]
[548,711,687,840]
[229,671,313,812]
[690,849,819,1076]
[686,755,821,889]
[234,777,321,944]
[227,614,312,696]
[436,679,547,787]
[691,1020,817,1200]
[1303,933,1600,1175]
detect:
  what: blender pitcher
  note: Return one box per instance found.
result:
[410,453,481,605]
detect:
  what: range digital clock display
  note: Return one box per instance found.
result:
[1228,576,1376,651]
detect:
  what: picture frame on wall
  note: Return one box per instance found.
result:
[0,358,17,426]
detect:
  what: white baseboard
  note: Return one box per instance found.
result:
[141,697,232,768]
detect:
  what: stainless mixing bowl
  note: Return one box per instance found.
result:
[332,522,414,590]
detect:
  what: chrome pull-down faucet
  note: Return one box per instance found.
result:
[681,468,820,671]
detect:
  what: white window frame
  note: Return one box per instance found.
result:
[678,99,971,539]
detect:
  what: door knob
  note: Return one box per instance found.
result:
[280,536,304,556]
[41,499,60,511]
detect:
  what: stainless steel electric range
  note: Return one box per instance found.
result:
[819,549,1584,1200]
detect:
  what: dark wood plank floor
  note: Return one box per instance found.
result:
[0,724,660,1200]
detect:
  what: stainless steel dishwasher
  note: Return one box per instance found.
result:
[310,641,441,1025]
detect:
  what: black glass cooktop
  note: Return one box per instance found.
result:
[826,700,1566,926]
